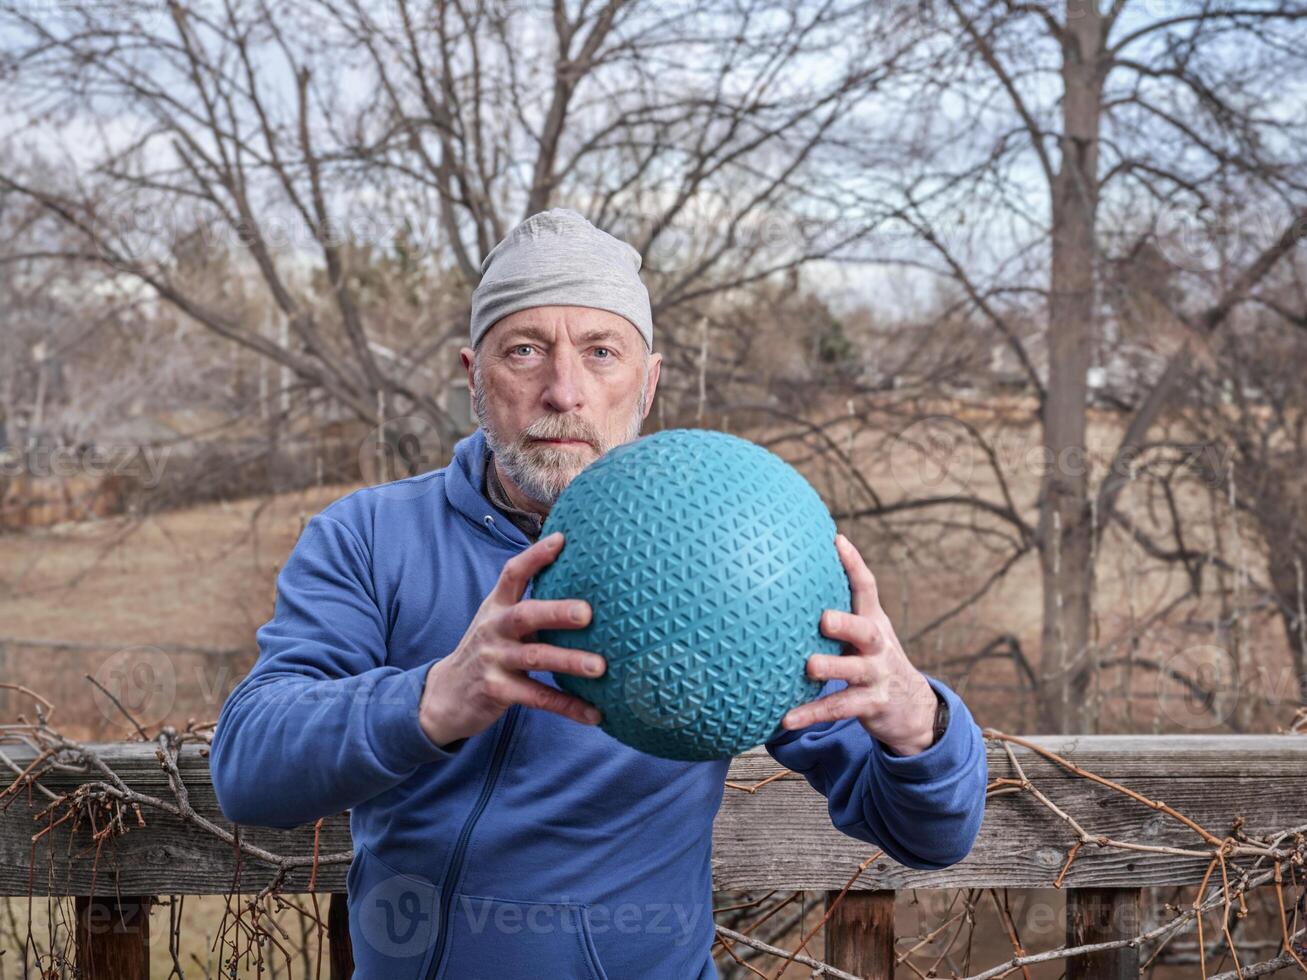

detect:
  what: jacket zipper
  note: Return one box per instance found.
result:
[425,702,522,980]
[425,517,527,979]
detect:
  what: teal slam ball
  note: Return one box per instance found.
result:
[530,428,852,761]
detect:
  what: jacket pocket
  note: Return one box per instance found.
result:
[436,893,610,980]
[347,842,440,980]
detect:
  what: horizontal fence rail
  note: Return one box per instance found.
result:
[2,733,1305,978]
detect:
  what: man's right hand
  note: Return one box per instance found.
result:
[418,530,607,748]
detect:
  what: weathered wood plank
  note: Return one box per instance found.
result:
[1,736,1302,895]
[2,742,352,897]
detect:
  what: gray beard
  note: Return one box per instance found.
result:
[472,357,649,508]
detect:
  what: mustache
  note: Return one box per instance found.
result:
[520,417,600,447]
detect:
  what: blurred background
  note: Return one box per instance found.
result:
[2,0,1306,975]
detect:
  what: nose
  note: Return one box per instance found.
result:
[541,347,584,414]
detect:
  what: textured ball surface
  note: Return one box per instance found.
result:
[531,428,851,761]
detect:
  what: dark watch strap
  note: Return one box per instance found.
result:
[876,688,949,757]
[930,688,949,746]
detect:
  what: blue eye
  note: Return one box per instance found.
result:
[594,347,611,358]
[513,344,534,356]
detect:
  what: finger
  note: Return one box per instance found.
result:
[781,686,866,729]
[819,608,884,655]
[498,597,592,639]
[501,641,606,679]
[493,531,565,604]
[805,652,876,684]
[491,673,603,726]
[835,533,880,618]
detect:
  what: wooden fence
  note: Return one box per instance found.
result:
[1,734,1304,978]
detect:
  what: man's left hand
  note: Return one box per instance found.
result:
[779,532,939,756]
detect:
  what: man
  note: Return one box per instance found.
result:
[210,208,988,980]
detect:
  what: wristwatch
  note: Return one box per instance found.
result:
[930,688,949,745]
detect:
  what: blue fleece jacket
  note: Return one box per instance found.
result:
[209,426,987,980]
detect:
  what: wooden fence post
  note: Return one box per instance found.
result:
[825,889,895,978]
[75,894,151,979]
[1066,887,1141,979]
[329,891,354,979]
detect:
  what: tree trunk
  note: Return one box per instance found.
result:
[1038,5,1106,734]
[1267,544,1307,708]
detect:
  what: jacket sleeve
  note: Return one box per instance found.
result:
[209,512,464,829]
[763,672,987,869]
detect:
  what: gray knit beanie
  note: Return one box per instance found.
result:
[470,208,653,350]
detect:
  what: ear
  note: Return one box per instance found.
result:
[460,345,476,413]
[642,351,663,419]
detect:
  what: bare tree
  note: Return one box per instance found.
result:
[1176,259,1307,707]
[0,0,922,443]
[829,0,1307,732]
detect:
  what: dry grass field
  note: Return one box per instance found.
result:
[4,408,1294,741]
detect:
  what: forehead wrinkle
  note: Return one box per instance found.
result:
[576,326,631,346]
[495,322,552,344]
[495,320,632,347]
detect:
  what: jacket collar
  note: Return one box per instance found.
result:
[444,426,532,549]
[484,445,546,542]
